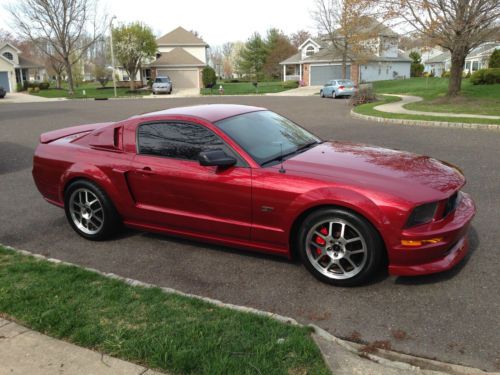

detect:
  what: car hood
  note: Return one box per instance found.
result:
[283,141,465,203]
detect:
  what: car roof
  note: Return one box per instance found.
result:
[134,104,266,123]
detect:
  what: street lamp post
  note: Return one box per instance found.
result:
[109,16,117,98]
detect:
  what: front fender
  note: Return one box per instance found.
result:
[283,187,388,235]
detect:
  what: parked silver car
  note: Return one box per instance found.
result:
[152,76,172,95]
[320,79,357,98]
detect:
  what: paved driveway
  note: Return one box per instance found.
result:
[0,96,499,371]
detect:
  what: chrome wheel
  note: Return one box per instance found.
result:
[68,188,104,235]
[305,219,367,280]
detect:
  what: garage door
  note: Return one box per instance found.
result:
[310,65,350,85]
[0,72,10,92]
[157,69,198,89]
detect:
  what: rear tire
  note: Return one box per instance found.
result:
[296,208,383,286]
[320,90,325,98]
[332,91,337,99]
[64,180,121,241]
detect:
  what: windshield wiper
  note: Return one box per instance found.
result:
[260,141,321,167]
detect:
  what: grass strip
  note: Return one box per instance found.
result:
[0,246,329,375]
[353,95,500,125]
[371,78,500,116]
[201,81,295,95]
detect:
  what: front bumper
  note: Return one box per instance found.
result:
[153,86,171,93]
[388,192,475,276]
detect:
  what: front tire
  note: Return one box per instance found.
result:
[297,208,383,286]
[64,180,121,241]
[320,90,325,98]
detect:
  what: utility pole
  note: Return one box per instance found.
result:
[110,16,117,98]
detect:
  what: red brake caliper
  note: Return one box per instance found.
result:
[314,227,328,255]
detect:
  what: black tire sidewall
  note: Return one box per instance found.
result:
[297,208,382,286]
[64,180,120,241]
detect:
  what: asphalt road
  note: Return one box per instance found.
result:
[1,96,499,371]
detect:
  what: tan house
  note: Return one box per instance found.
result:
[0,42,46,92]
[149,27,208,89]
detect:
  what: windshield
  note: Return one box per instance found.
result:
[215,110,321,166]
[155,77,170,83]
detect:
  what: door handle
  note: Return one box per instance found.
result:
[139,166,154,175]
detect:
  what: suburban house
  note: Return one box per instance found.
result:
[114,27,208,89]
[280,20,411,85]
[424,42,500,76]
[0,42,46,92]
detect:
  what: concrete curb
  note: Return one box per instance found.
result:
[2,245,498,375]
[351,109,500,131]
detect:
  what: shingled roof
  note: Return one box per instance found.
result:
[150,47,205,67]
[156,26,207,46]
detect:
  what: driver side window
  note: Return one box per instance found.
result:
[137,122,239,163]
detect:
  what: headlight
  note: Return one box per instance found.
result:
[406,202,438,227]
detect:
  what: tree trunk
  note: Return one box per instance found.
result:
[129,70,136,91]
[447,50,466,97]
[64,56,75,95]
[56,74,62,89]
[341,40,348,79]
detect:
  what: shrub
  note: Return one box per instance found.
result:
[488,49,500,68]
[429,71,435,77]
[441,70,450,78]
[471,68,500,84]
[23,81,29,91]
[282,80,299,89]
[147,79,154,88]
[16,82,23,92]
[202,66,217,88]
[422,71,430,78]
[350,84,377,106]
[483,68,500,84]
[39,81,50,90]
[28,81,40,89]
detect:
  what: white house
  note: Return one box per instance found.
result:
[0,42,47,92]
[280,19,411,85]
[424,42,500,76]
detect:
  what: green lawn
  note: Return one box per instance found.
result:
[201,81,297,95]
[0,246,330,375]
[372,78,500,116]
[354,94,500,125]
[30,82,151,99]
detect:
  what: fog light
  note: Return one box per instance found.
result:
[401,238,443,247]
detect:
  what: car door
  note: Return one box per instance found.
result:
[324,80,333,96]
[126,121,252,240]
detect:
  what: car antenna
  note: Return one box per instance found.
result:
[278,142,286,173]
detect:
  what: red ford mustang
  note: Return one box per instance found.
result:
[33,104,476,286]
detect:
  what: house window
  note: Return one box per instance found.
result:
[472,61,479,71]
[465,61,471,71]
[305,46,315,57]
[3,52,13,61]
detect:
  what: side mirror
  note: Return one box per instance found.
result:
[198,150,237,168]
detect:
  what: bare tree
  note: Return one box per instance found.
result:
[381,0,500,97]
[312,0,379,79]
[7,0,106,95]
[209,46,224,78]
[290,30,312,48]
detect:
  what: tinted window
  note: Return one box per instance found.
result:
[216,110,320,166]
[138,122,228,161]
[337,80,354,85]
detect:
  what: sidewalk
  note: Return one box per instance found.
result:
[374,94,500,120]
[266,85,322,96]
[0,92,67,104]
[0,318,165,375]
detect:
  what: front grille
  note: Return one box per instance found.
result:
[442,192,459,218]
